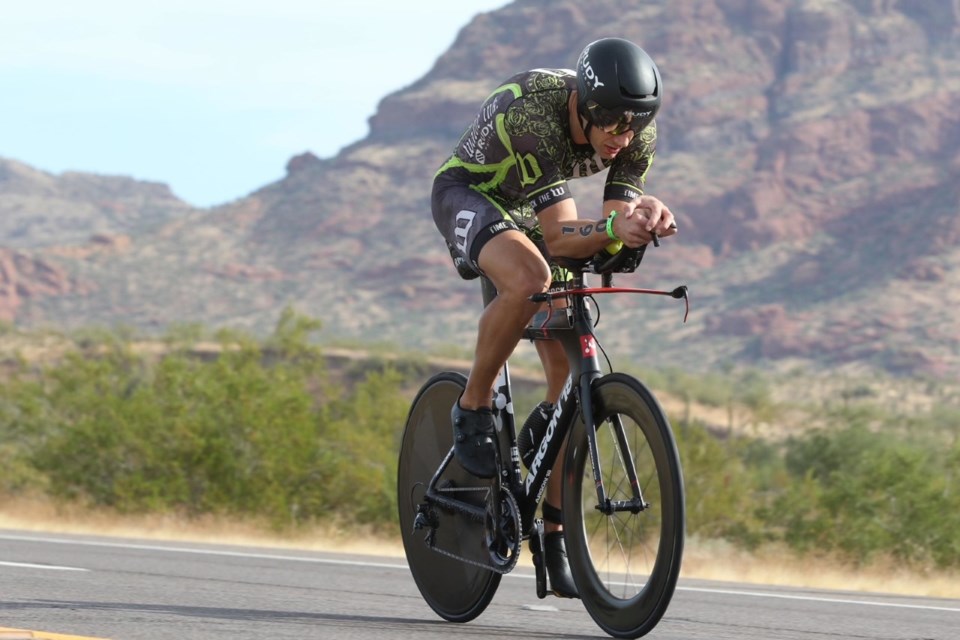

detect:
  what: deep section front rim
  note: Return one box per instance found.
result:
[563,373,685,639]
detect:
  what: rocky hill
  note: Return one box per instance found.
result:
[2,0,959,378]
[0,158,192,249]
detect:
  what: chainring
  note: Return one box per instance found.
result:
[484,488,521,573]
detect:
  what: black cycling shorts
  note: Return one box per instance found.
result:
[432,173,541,278]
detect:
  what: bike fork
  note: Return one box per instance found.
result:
[583,382,649,515]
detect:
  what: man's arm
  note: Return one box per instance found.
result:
[538,196,677,258]
[537,198,613,259]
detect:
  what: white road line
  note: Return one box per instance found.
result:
[0,533,405,570]
[0,560,88,572]
[675,585,960,613]
[2,532,958,613]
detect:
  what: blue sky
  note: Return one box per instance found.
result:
[0,1,510,208]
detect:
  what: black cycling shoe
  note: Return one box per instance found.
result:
[545,531,580,598]
[451,401,498,479]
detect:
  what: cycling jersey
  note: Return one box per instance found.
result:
[432,68,656,276]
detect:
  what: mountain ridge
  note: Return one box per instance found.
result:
[2,0,959,378]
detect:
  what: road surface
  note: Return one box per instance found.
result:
[1,529,957,639]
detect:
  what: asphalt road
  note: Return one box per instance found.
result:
[1,529,958,639]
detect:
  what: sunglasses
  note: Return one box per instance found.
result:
[586,100,653,135]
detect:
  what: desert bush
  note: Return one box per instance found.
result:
[320,367,408,526]
[30,330,325,523]
[674,420,762,544]
[2,323,959,567]
[8,310,404,530]
[773,424,960,568]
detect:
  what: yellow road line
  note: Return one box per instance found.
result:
[0,628,110,640]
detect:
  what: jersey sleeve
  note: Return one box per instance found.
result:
[604,121,658,202]
[503,94,575,214]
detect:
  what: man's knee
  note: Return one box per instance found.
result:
[518,260,552,293]
[478,234,552,298]
[499,259,552,301]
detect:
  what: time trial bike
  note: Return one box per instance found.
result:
[397,241,689,639]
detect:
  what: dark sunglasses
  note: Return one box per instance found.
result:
[586,100,653,135]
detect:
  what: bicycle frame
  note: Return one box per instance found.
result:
[401,249,689,634]
[421,271,654,537]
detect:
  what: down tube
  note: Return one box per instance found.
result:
[521,374,576,520]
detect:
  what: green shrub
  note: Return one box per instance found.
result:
[774,425,960,568]
[674,420,766,546]
[320,367,408,527]
[3,323,960,569]
[4,311,412,532]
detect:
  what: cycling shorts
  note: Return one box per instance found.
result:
[432,173,546,278]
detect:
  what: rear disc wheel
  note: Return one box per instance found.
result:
[397,372,501,622]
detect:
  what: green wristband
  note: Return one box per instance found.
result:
[606,211,620,241]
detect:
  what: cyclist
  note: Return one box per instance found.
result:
[431,37,677,597]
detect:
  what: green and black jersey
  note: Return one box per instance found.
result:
[435,68,656,232]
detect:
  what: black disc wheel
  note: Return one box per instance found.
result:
[397,372,501,622]
[562,373,685,639]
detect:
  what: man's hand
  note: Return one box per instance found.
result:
[611,195,678,248]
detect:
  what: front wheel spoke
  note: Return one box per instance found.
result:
[588,483,647,594]
[610,513,633,583]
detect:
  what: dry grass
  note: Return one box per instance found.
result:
[681,538,960,600]
[2,497,958,600]
[0,496,401,558]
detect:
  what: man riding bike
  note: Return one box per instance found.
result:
[431,36,677,598]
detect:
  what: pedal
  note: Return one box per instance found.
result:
[528,518,547,599]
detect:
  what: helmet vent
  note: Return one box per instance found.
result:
[622,83,658,100]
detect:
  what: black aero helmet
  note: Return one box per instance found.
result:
[576,37,662,135]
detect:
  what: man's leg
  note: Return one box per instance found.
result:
[450,229,551,479]
[458,230,552,410]
[533,339,579,597]
[537,338,569,534]
[536,339,569,405]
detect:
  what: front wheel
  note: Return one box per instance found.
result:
[563,373,685,639]
[397,372,501,622]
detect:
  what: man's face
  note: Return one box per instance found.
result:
[588,126,635,160]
